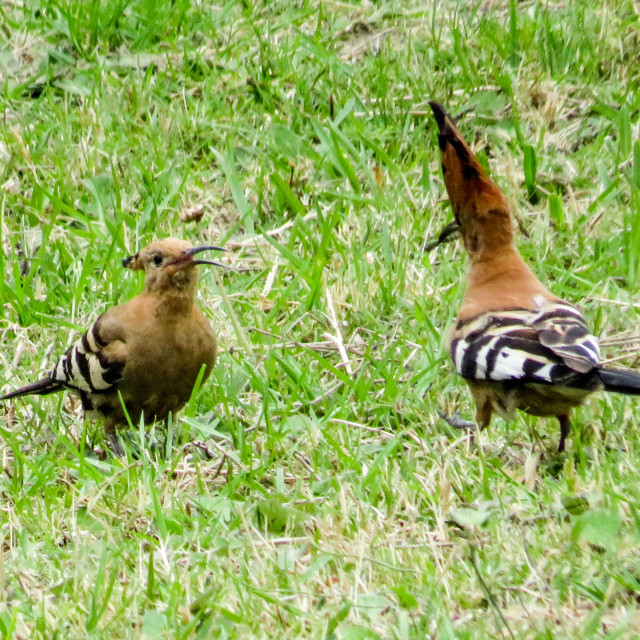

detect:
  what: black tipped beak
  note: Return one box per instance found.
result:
[182,245,226,257]
[122,255,134,268]
[428,101,449,132]
[425,220,461,253]
[168,245,229,270]
[191,259,230,268]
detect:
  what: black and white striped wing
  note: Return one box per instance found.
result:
[450,297,600,386]
[51,315,125,394]
[531,299,600,374]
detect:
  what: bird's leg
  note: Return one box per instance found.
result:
[163,415,177,450]
[151,418,174,458]
[557,413,571,453]
[104,419,125,457]
[475,402,492,431]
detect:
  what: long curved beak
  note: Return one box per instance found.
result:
[425,220,461,252]
[170,245,228,269]
[183,245,226,256]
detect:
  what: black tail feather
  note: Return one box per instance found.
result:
[599,368,640,395]
[0,377,62,400]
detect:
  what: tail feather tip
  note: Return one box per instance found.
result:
[600,367,640,395]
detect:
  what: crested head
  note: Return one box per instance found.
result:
[122,238,224,295]
[429,101,514,261]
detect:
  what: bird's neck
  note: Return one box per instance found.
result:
[460,244,551,318]
[459,211,514,263]
[153,290,195,317]
[467,242,533,279]
[466,235,516,265]
[146,277,197,317]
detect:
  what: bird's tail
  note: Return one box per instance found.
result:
[0,377,62,400]
[599,368,640,395]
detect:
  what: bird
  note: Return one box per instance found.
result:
[428,100,640,452]
[1,238,224,455]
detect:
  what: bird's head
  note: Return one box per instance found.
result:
[122,238,225,294]
[428,101,514,261]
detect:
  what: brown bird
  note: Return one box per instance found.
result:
[1,238,223,455]
[429,101,640,451]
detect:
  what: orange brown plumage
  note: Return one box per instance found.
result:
[429,101,640,451]
[1,238,222,455]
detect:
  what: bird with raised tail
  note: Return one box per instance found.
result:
[428,101,640,452]
[1,238,223,455]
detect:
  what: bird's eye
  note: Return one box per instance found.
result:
[153,255,163,266]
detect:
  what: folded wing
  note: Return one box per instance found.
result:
[451,297,600,388]
[1,313,126,401]
[51,313,126,394]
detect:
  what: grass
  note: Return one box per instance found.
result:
[2,0,640,637]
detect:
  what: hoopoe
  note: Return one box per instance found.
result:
[429,101,640,451]
[1,238,223,455]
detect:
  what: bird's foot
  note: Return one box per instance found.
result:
[106,432,126,458]
[183,440,216,460]
[105,427,147,458]
[438,411,477,431]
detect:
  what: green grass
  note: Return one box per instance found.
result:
[2,0,640,637]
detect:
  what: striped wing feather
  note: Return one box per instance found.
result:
[51,314,125,394]
[533,311,600,373]
[451,299,600,387]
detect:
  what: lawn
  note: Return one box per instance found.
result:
[2,0,640,637]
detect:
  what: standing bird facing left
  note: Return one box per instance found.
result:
[1,238,223,455]
[428,101,640,452]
